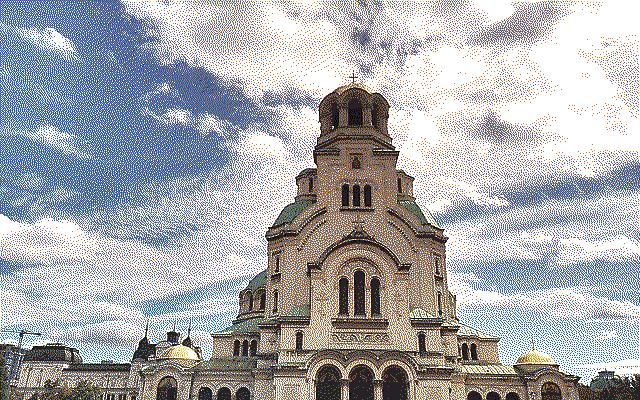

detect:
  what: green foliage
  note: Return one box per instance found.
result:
[583,375,640,400]
[31,380,102,400]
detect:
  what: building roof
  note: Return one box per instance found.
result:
[516,349,556,365]
[159,344,200,361]
[399,200,440,228]
[460,364,519,375]
[284,303,310,317]
[245,270,267,291]
[218,317,262,334]
[456,323,499,340]
[410,307,437,319]
[64,363,131,372]
[271,199,315,228]
[23,344,82,363]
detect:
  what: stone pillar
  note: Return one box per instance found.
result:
[374,379,383,400]
[341,378,350,400]
[339,108,348,127]
[363,107,372,126]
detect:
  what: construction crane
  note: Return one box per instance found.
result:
[1,329,42,382]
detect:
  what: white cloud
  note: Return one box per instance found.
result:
[1,23,79,60]
[598,329,619,341]
[7,124,91,159]
[578,359,640,378]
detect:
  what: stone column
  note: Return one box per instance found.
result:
[374,379,383,400]
[339,108,348,127]
[363,108,372,126]
[341,378,350,400]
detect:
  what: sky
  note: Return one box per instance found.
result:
[0,0,639,382]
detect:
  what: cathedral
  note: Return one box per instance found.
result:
[12,84,580,400]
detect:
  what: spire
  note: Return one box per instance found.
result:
[144,318,149,338]
[182,319,193,348]
[531,337,536,350]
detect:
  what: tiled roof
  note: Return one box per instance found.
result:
[457,323,499,340]
[410,307,437,319]
[245,270,267,291]
[218,317,262,334]
[459,364,518,375]
[271,199,315,228]
[285,303,310,317]
[399,200,440,228]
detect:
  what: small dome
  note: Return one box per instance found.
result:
[516,349,556,365]
[333,82,371,95]
[160,344,200,361]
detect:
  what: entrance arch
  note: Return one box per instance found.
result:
[382,366,408,400]
[316,365,341,400]
[198,387,212,400]
[235,387,250,400]
[216,388,231,400]
[156,377,177,400]
[467,392,482,400]
[349,365,374,400]
[541,382,561,400]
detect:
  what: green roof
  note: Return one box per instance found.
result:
[245,270,267,291]
[399,200,440,228]
[218,317,262,334]
[271,199,315,227]
[285,303,310,317]
[456,322,499,340]
[410,307,437,319]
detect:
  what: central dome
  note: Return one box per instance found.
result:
[160,344,200,361]
[515,349,556,365]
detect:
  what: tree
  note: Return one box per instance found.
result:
[578,383,596,400]
[65,381,102,400]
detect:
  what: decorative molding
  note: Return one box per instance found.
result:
[330,332,390,344]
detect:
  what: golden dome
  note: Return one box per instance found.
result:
[334,82,371,95]
[516,349,556,365]
[160,344,200,361]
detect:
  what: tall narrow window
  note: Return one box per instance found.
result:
[274,255,280,273]
[434,258,441,275]
[354,270,365,316]
[418,333,426,354]
[341,184,350,207]
[470,343,478,360]
[437,292,443,317]
[364,185,372,207]
[397,177,402,194]
[352,184,361,207]
[295,331,303,351]
[331,103,339,129]
[370,277,380,315]
[308,177,314,193]
[248,293,253,311]
[241,340,248,357]
[351,156,361,169]
[233,340,240,356]
[339,278,349,315]
[461,343,469,360]
[273,290,279,312]
[347,99,363,126]
[250,340,257,356]
[259,292,266,310]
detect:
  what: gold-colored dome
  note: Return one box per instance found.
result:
[516,349,556,365]
[160,344,200,361]
[334,82,371,95]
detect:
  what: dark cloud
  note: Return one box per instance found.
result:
[468,2,570,47]
[472,111,540,144]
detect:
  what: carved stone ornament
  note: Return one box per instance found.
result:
[331,332,390,344]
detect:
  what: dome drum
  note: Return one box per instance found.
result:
[318,83,389,135]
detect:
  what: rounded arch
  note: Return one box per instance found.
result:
[198,387,213,400]
[216,387,231,400]
[470,343,478,360]
[417,332,426,354]
[249,339,257,356]
[382,366,409,400]
[306,350,348,379]
[339,277,349,315]
[461,343,470,360]
[354,270,366,315]
[337,87,372,108]
[156,376,177,400]
[467,392,482,400]
[241,340,249,357]
[541,382,561,400]
[487,392,501,400]
[370,276,380,315]
[505,393,520,400]
[349,364,374,400]
[318,238,401,269]
[235,387,250,400]
[315,364,342,400]
[295,331,304,351]
[233,340,240,356]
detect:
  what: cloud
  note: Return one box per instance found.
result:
[577,359,640,377]
[597,330,619,341]
[1,23,78,60]
[5,124,91,159]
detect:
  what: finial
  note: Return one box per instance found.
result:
[187,318,192,337]
[172,321,176,332]
[349,71,358,84]
[144,317,149,338]
[531,337,536,350]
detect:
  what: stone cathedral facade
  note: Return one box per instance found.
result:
[12,84,579,400]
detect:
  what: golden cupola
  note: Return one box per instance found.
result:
[160,344,200,361]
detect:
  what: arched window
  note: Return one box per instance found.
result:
[339,278,349,315]
[364,185,372,207]
[259,291,266,310]
[250,340,257,356]
[274,255,280,273]
[351,156,361,169]
[235,388,250,400]
[506,393,520,400]
[434,257,441,275]
[308,177,314,192]
[241,340,248,357]
[216,388,231,400]
[370,277,380,315]
[348,98,363,126]
[342,184,350,207]
[198,387,212,400]
[467,392,482,400]
[247,293,253,311]
[273,290,279,312]
[541,382,561,400]
[354,270,365,316]
[331,103,339,129]
[349,365,374,400]
[295,331,303,351]
[487,392,501,400]
[470,343,478,360]
[352,184,361,207]
[316,365,341,400]
[461,343,469,360]
[233,340,240,356]
[437,292,443,317]
[382,366,408,400]
[156,377,177,400]
[418,333,426,354]
[397,177,402,193]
